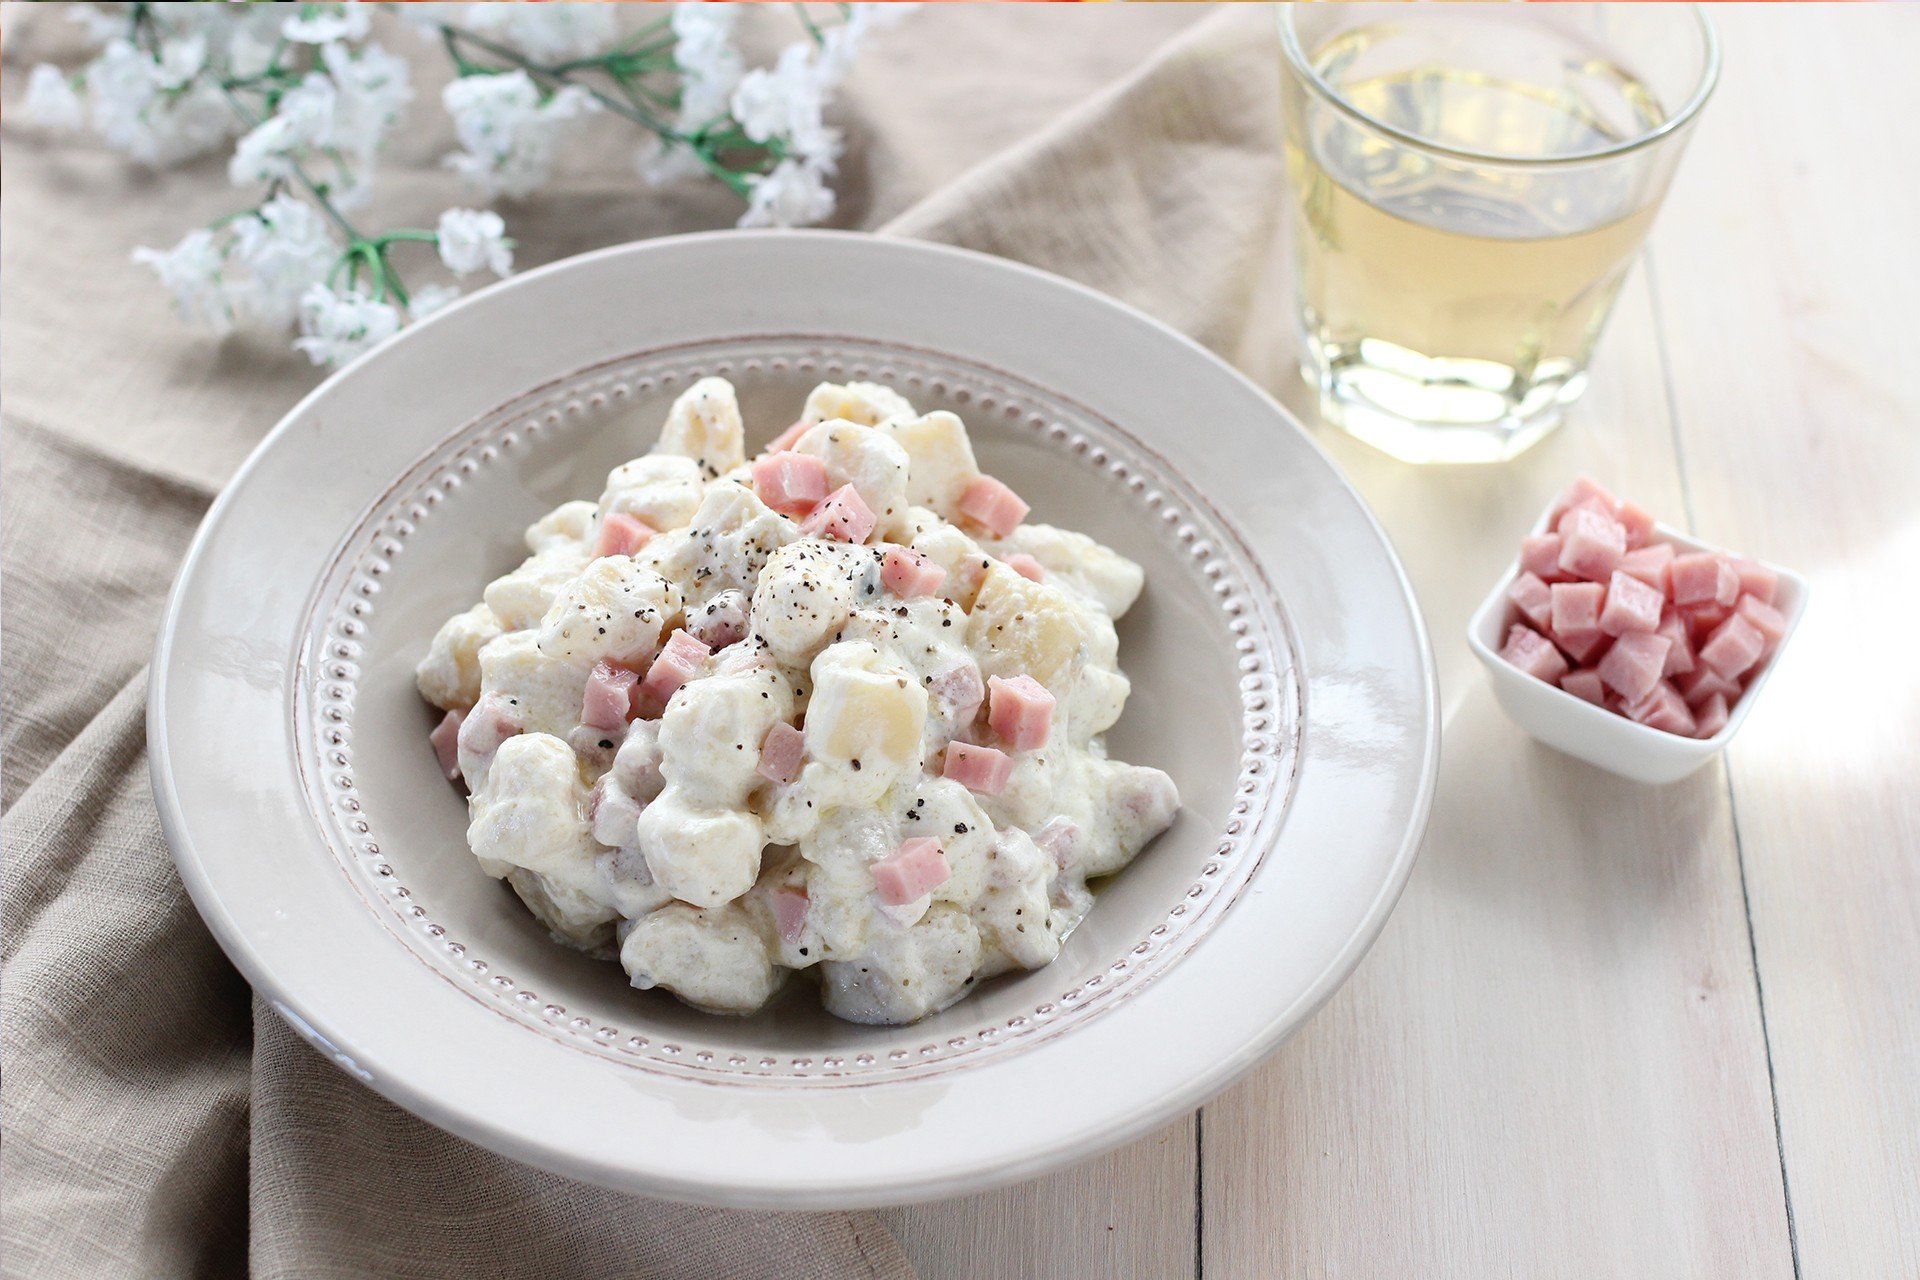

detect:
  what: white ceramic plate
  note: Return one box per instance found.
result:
[151,231,1437,1209]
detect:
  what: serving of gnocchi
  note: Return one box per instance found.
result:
[417,377,1178,1025]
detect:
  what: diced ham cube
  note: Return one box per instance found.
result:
[1520,534,1569,583]
[1614,499,1657,550]
[881,546,948,598]
[1499,624,1570,685]
[1552,475,1618,517]
[1507,571,1553,630]
[957,475,1029,538]
[943,742,1013,796]
[1032,817,1082,870]
[639,629,710,713]
[457,693,522,767]
[1550,626,1611,666]
[1699,612,1766,680]
[430,709,464,783]
[1599,570,1664,637]
[1680,597,1734,642]
[1624,680,1697,737]
[757,721,806,786]
[1559,669,1607,706]
[1550,581,1607,634]
[1557,506,1627,582]
[1671,552,1739,608]
[765,418,810,456]
[1616,542,1675,594]
[987,673,1055,750]
[751,450,830,517]
[1654,607,1696,678]
[594,511,655,559]
[800,483,877,544]
[1732,558,1778,605]
[770,884,810,943]
[1692,692,1731,739]
[1555,495,1617,533]
[872,837,952,906]
[1678,665,1740,707]
[581,659,640,732]
[1595,630,1670,703]
[929,662,985,724]
[1005,552,1046,583]
[1735,593,1789,651]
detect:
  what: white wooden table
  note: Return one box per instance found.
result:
[883,8,1920,1276]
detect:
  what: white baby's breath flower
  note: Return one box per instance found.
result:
[23,65,85,129]
[228,71,338,185]
[228,194,342,327]
[738,158,835,230]
[730,42,841,169]
[283,5,372,46]
[132,229,233,334]
[441,71,595,199]
[320,40,414,204]
[225,30,281,82]
[153,32,208,91]
[86,38,236,165]
[459,2,619,63]
[295,284,402,366]
[408,283,461,321]
[436,208,514,277]
[670,4,743,132]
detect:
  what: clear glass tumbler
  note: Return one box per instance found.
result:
[1278,4,1719,464]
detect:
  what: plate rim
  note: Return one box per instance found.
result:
[149,228,1439,1207]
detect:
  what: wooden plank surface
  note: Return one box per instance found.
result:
[899,8,1918,1278]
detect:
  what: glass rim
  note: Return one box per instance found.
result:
[1277,3,1721,169]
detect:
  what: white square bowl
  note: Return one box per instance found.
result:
[1467,505,1808,785]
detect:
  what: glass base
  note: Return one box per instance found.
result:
[1302,336,1581,465]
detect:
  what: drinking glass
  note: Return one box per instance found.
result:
[1278,4,1719,464]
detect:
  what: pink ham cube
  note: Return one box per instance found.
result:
[1678,665,1740,707]
[881,546,947,598]
[639,629,710,713]
[1599,570,1664,637]
[1005,552,1047,583]
[1507,571,1553,630]
[770,884,811,943]
[1595,630,1671,703]
[430,709,464,782]
[1624,680,1697,737]
[752,450,830,517]
[872,837,952,906]
[957,475,1030,538]
[1550,581,1607,634]
[1552,475,1618,517]
[1614,499,1657,550]
[1671,552,1739,608]
[1735,593,1789,650]
[1616,542,1675,594]
[1520,534,1569,583]
[1692,692,1731,739]
[943,742,1013,796]
[1559,669,1607,706]
[929,662,985,724]
[1732,558,1778,606]
[1556,506,1627,582]
[1499,624,1570,685]
[582,659,640,732]
[457,693,521,760]
[1680,598,1734,642]
[1550,626,1611,666]
[800,484,877,544]
[757,721,806,786]
[1699,613,1766,680]
[987,673,1056,750]
[594,511,655,559]
[1654,607,1696,677]
[765,418,810,456]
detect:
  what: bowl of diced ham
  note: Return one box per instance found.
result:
[1467,477,1806,784]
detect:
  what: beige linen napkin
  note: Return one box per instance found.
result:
[1,5,1281,1276]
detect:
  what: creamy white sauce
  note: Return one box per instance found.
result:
[418,378,1178,1024]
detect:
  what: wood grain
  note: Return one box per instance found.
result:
[1642,9,1920,1275]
